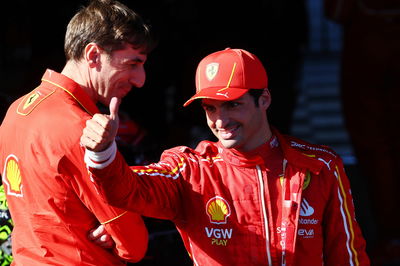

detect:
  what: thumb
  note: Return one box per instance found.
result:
[109,97,121,120]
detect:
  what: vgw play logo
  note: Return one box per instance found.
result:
[204,196,233,246]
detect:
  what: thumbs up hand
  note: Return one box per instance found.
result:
[81,97,121,152]
[109,96,120,122]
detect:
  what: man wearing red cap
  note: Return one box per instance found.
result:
[81,48,370,265]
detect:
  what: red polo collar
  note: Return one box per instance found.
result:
[41,69,98,115]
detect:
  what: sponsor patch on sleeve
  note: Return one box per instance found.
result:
[17,86,56,116]
[3,154,24,197]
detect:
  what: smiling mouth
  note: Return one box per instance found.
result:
[218,125,239,139]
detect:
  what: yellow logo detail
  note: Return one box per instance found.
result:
[279,174,284,186]
[132,157,186,180]
[23,92,40,110]
[303,171,311,190]
[279,171,311,190]
[17,87,56,116]
[206,196,231,224]
[3,155,23,197]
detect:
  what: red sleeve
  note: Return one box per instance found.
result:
[59,145,148,262]
[87,150,189,221]
[103,211,148,262]
[322,158,370,265]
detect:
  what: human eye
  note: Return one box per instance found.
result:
[201,104,215,112]
[129,61,141,68]
[227,101,240,108]
[127,58,144,68]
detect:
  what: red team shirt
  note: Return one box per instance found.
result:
[0,70,147,265]
[87,130,370,265]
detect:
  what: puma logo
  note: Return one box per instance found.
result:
[216,92,229,98]
[318,158,332,170]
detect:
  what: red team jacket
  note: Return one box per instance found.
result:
[0,70,148,265]
[87,129,370,265]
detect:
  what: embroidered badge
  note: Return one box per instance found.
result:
[205,63,219,81]
[3,155,23,197]
[206,196,231,224]
[17,87,56,116]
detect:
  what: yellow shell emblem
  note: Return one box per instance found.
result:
[3,155,23,197]
[206,196,231,224]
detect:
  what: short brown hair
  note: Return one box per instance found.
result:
[248,89,264,107]
[64,0,154,61]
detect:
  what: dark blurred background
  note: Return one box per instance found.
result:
[1,0,399,265]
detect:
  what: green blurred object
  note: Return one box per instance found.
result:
[0,185,13,265]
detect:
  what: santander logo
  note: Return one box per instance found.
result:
[300,198,314,217]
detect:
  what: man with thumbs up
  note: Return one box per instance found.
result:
[81,48,370,265]
[0,0,155,265]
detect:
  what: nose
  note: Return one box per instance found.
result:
[213,108,229,129]
[130,65,146,88]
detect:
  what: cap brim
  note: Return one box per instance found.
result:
[183,87,249,107]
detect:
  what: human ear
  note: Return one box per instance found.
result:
[85,43,101,67]
[259,89,271,110]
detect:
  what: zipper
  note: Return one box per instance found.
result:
[281,159,288,266]
[256,165,272,266]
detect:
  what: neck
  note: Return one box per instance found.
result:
[61,60,97,103]
[249,119,273,152]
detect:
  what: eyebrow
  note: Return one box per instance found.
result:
[126,57,145,63]
[122,53,146,63]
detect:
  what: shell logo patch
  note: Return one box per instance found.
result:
[205,63,219,81]
[206,196,231,224]
[2,155,23,197]
[17,87,55,116]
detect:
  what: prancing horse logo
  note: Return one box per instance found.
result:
[205,63,219,81]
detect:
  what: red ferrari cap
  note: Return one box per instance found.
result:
[183,48,268,107]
